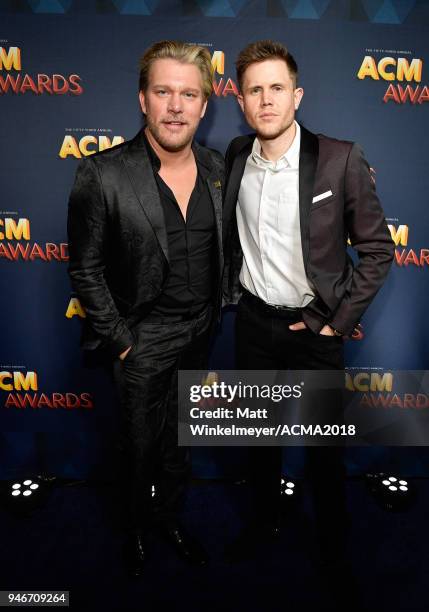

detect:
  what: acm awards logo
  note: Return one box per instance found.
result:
[210,50,238,97]
[387,222,429,267]
[0,46,83,95]
[357,50,428,104]
[346,370,429,409]
[0,216,68,262]
[59,129,125,159]
[0,369,93,410]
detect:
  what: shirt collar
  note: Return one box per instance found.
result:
[252,121,301,172]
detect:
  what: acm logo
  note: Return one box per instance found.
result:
[1,369,93,410]
[0,46,83,95]
[0,371,37,391]
[357,54,428,104]
[59,134,125,159]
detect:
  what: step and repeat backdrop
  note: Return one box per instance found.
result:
[1,0,428,479]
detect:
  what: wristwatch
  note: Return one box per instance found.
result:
[331,327,344,337]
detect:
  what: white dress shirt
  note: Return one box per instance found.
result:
[237,121,315,308]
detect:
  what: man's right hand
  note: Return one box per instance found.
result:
[119,346,132,361]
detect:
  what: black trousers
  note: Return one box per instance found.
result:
[236,291,347,555]
[113,306,212,535]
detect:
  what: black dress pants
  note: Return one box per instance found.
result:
[236,291,347,557]
[113,306,212,535]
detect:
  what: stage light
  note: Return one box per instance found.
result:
[281,479,295,496]
[280,477,300,512]
[0,476,55,516]
[366,473,414,511]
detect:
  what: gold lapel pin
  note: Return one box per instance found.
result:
[213,180,222,189]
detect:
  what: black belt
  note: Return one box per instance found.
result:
[240,288,302,317]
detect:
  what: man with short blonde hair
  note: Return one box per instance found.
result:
[139,40,214,99]
[68,40,224,575]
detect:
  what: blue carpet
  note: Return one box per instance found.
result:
[1,479,428,611]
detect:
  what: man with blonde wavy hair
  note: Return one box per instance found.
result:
[68,41,224,575]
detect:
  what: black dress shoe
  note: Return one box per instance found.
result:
[225,522,281,562]
[123,534,147,577]
[161,524,208,566]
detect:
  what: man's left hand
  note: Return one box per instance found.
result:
[289,322,335,336]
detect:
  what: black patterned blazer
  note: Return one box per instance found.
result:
[67,128,224,356]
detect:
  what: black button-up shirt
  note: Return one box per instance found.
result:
[143,133,216,317]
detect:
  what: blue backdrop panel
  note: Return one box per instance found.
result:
[1,0,428,478]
